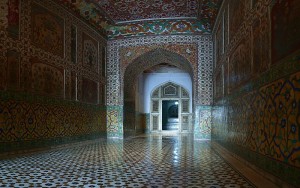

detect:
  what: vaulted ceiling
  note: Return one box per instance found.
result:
[59,0,223,39]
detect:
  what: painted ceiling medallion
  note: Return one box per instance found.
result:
[95,0,198,23]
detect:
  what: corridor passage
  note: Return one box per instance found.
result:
[0,135,272,187]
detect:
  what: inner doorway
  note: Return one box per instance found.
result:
[150,82,191,133]
[162,100,179,130]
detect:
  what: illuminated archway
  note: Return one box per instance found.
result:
[123,48,194,137]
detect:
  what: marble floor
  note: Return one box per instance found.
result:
[0,134,278,188]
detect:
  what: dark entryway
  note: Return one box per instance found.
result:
[162,100,179,130]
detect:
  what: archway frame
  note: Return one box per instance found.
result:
[106,35,213,139]
[122,48,194,136]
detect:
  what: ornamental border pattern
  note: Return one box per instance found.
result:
[106,35,213,106]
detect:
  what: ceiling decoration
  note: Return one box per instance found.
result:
[57,0,223,39]
[95,0,198,23]
[108,19,210,39]
[199,0,223,29]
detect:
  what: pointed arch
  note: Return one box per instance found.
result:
[122,48,195,136]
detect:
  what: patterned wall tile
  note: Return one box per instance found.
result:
[0,91,106,143]
[107,105,123,138]
[194,105,212,140]
[0,0,107,151]
[212,0,300,186]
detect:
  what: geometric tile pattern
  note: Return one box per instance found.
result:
[0,135,255,188]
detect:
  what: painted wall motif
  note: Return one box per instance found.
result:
[56,0,109,36]
[199,0,222,30]
[71,71,77,100]
[0,55,5,90]
[82,77,98,104]
[7,50,20,90]
[214,66,223,99]
[7,0,20,38]
[31,2,64,57]
[215,21,223,64]
[71,25,77,64]
[223,60,229,96]
[229,38,251,92]
[252,13,270,74]
[0,0,107,152]
[248,73,300,165]
[271,0,300,63]
[213,0,300,186]
[31,58,64,97]
[0,0,8,30]
[223,6,229,50]
[229,0,246,41]
[83,33,98,72]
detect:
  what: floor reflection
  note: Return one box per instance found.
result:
[0,134,256,187]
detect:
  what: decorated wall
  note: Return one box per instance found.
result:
[0,0,107,152]
[107,35,213,138]
[212,0,300,186]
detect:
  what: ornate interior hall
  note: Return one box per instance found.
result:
[0,0,299,187]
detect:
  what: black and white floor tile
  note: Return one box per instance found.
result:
[0,135,256,187]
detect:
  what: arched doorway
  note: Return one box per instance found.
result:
[150,82,192,132]
[123,48,194,137]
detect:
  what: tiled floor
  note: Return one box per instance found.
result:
[0,134,276,187]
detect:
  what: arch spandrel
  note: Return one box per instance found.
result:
[120,44,198,74]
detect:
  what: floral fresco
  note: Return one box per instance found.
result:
[31,2,64,57]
